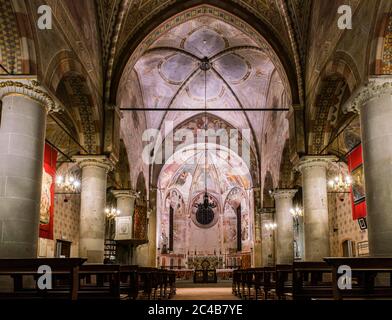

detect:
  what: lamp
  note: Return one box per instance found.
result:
[56,174,80,193]
[264,222,277,231]
[105,207,120,220]
[290,206,303,218]
[194,55,216,222]
[328,137,352,193]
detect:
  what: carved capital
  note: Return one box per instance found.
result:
[112,189,139,199]
[297,155,337,173]
[73,155,114,172]
[343,76,392,114]
[0,77,61,113]
[272,189,297,200]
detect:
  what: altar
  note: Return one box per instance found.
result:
[193,258,217,283]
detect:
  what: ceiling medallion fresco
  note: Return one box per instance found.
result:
[152,24,253,105]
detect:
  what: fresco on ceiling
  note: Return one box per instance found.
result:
[120,14,283,153]
[157,143,253,259]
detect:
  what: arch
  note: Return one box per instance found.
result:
[224,187,247,210]
[0,0,36,75]
[307,53,361,155]
[370,9,392,75]
[110,1,300,107]
[150,113,260,189]
[323,52,361,93]
[44,50,102,154]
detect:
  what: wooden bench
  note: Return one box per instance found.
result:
[324,257,392,300]
[78,264,120,299]
[292,261,333,300]
[233,267,275,300]
[167,270,176,298]
[0,258,86,300]
[119,265,139,299]
[275,264,293,300]
[262,267,276,299]
[232,269,240,296]
[137,267,158,300]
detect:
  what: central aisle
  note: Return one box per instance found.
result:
[172,287,240,300]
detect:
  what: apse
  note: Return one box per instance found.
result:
[157,142,253,268]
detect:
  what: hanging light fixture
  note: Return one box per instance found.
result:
[194,54,216,223]
[55,137,81,193]
[328,174,352,192]
[56,174,80,193]
[328,137,352,193]
[290,206,303,218]
[264,222,277,231]
[105,207,121,220]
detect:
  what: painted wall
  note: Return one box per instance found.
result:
[328,193,368,257]
[38,193,81,258]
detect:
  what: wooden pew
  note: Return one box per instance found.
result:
[232,269,240,296]
[137,267,157,300]
[324,257,392,300]
[275,264,293,300]
[292,261,333,300]
[119,265,139,300]
[253,268,265,300]
[167,270,176,298]
[262,267,276,299]
[243,269,255,299]
[0,258,86,300]
[238,269,248,299]
[78,264,121,299]
[233,267,275,300]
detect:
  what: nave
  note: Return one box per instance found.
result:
[1,0,392,303]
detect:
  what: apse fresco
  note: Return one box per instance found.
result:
[157,143,253,259]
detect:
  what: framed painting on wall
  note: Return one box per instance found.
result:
[351,165,365,204]
[39,143,57,240]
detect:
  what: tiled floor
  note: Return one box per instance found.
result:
[172,287,240,300]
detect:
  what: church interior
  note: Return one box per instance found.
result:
[1,0,392,302]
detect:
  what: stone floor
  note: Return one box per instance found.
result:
[172,286,240,300]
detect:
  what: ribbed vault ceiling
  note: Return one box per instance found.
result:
[118,12,288,154]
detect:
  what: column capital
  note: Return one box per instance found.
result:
[0,76,61,113]
[112,189,139,199]
[343,76,392,114]
[297,155,337,172]
[272,189,297,200]
[73,155,114,172]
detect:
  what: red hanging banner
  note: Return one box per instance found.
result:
[39,143,57,239]
[347,144,367,220]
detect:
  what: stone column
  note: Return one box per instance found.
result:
[253,211,262,266]
[147,187,158,267]
[261,211,275,266]
[0,78,59,258]
[74,155,113,263]
[343,76,392,256]
[272,189,297,264]
[298,156,336,261]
